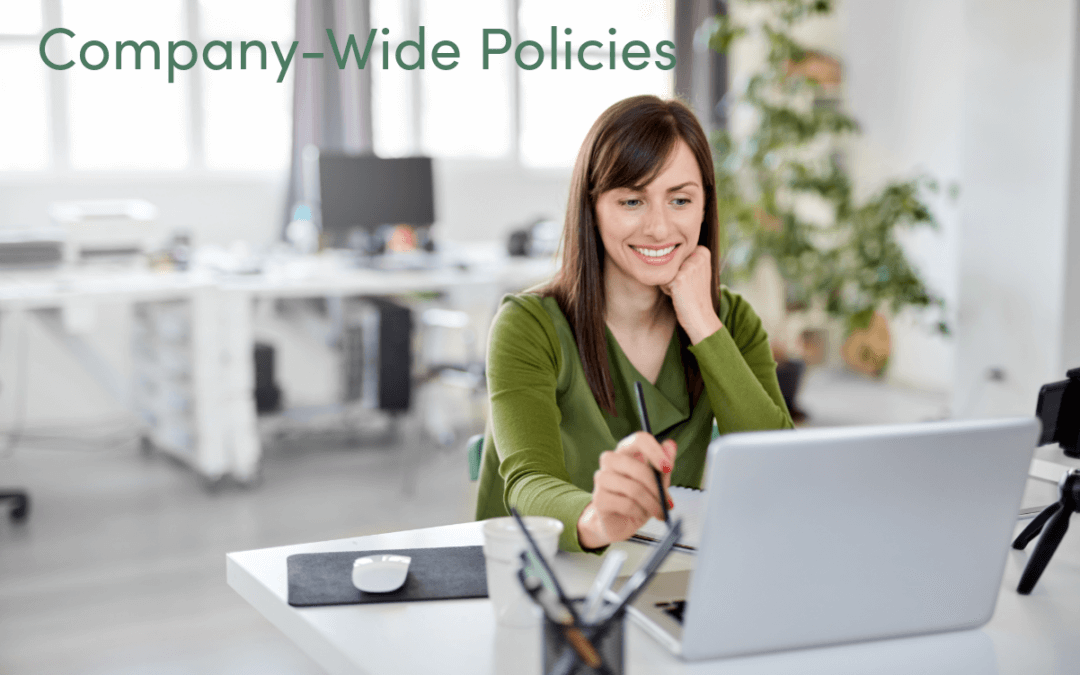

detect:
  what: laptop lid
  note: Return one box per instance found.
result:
[670,417,1038,661]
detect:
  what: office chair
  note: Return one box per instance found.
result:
[1,322,31,524]
[467,434,484,481]
[417,305,488,447]
[0,490,29,522]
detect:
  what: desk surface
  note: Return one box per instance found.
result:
[227,516,1080,675]
[0,254,556,308]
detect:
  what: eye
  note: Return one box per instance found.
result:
[671,197,691,207]
[619,198,642,208]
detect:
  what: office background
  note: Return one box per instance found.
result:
[1,0,1078,673]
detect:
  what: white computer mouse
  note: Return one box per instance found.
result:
[352,554,411,593]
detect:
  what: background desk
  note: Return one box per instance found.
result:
[0,252,555,484]
[227,512,1080,675]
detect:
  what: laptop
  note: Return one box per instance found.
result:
[627,417,1040,661]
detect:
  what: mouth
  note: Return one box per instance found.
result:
[630,244,679,264]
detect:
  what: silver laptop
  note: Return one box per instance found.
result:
[628,417,1039,661]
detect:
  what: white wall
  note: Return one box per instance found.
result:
[0,172,289,248]
[954,0,1078,417]
[434,160,570,242]
[842,0,963,394]
[843,0,1080,416]
[0,160,570,246]
[1064,8,1080,372]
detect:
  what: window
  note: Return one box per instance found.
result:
[517,0,674,167]
[199,0,294,170]
[371,0,513,158]
[1,0,293,172]
[370,0,413,157]
[418,0,512,159]
[63,0,190,170]
[370,0,674,167]
[5,0,673,173]
[0,0,49,170]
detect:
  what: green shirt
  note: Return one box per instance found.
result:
[475,287,793,552]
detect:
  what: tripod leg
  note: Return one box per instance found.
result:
[1012,502,1061,550]
[1016,504,1071,594]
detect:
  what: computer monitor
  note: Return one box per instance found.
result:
[318,154,435,250]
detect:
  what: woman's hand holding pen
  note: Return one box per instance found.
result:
[659,245,722,344]
[577,432,676,550]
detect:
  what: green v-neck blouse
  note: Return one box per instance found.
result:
[475,287,793,552]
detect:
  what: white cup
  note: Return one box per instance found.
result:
[482,516,564,627]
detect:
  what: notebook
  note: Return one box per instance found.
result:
[634,486,705,550]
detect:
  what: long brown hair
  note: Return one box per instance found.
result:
[543,95,721,416]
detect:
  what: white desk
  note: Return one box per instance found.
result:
[227,514,1080,675]
[0,253,555,484]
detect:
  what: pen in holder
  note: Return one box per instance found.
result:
[543,599,624,675]
[513,507,681,675]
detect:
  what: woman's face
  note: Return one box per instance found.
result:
[595,139,706,292]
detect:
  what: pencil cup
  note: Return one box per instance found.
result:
[482,516,563,627]
[542,601,624,675]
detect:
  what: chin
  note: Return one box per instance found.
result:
[633,267,678,289]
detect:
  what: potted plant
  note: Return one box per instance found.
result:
[708,0,950,418]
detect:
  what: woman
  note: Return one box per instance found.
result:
[476,95,793,552]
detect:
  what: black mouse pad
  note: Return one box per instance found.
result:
[286,546,488,607]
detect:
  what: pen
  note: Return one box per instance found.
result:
[598,517,683,625]
[509,507,581,624]
[634,381,670,526]
[518,558,603,671]
[582,549,627,623]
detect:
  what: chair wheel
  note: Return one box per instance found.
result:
[10,495,29,522]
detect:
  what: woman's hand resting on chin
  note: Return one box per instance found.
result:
[660,245,723,344]
[577,432,676,550]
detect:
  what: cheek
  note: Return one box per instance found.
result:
[596,207,636,251]
[679,209,705,244]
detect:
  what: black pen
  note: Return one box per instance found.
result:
[518,560,602,671]
[598,517,683,625]
[509,507,581,624]
[633,381,670,526]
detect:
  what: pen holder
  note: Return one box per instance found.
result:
[542,600,625,675]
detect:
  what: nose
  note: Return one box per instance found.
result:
[639,202,674,240]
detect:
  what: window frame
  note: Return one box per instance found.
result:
[373,0,674,170]
[3,0,674,177]
[0,0,291,178]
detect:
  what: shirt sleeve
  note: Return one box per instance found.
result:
[486,297,594,552]
[688,289,795,433]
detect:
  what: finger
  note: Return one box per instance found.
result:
[604,450,670,500]
[656,441,673,491]
[596,470,665,521]
[597,457,667,519]
[593,477,654,523]
[613,432,671,474]
[600,452,665,495]
[660,439,676,502]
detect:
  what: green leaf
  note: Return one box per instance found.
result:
[709,15,747,54]
[709,0,951,341]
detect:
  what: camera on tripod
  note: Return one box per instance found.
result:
[1035,367,1080,458]
[1012,367,1080,594]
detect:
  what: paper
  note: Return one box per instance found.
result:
[634,486,706,550]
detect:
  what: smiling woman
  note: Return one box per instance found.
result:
[475,95,795,553]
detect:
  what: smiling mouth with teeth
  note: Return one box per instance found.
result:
[631,244,678,258]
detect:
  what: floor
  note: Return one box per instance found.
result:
[0,409,477,675]
[0,369,1067,674]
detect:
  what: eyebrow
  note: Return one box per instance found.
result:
[621,181,702,193]
[666,182,700,192]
